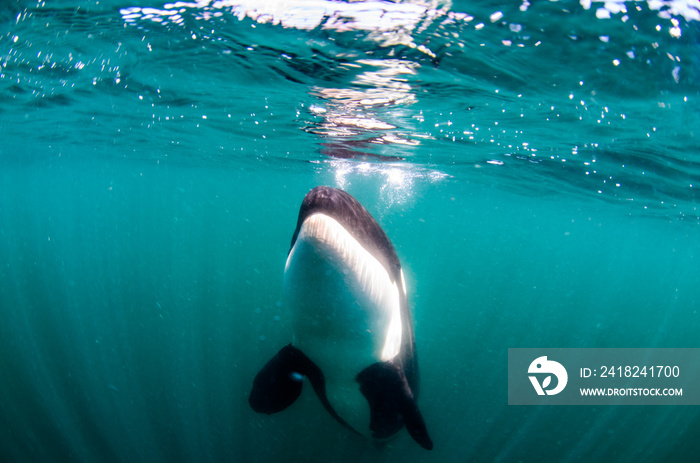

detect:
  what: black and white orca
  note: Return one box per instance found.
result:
[249,186,432,450]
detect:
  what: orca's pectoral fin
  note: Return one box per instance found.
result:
[356,362,434,450]
[401,396,434,451]
[249,344,307,414]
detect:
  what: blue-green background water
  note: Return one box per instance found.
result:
[1,0,699,461]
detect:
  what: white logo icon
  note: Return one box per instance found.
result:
[528,356,568,395]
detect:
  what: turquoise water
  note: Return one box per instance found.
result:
[1,0,699,461]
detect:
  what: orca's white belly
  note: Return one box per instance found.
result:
[284,212,403,435]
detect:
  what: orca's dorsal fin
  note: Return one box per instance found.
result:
[356,362,433,450]
[249,344,307,414]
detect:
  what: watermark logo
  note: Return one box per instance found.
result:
[528,356,568,395]
[509,349,700,405]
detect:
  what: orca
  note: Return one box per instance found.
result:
[249,186,432,450]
